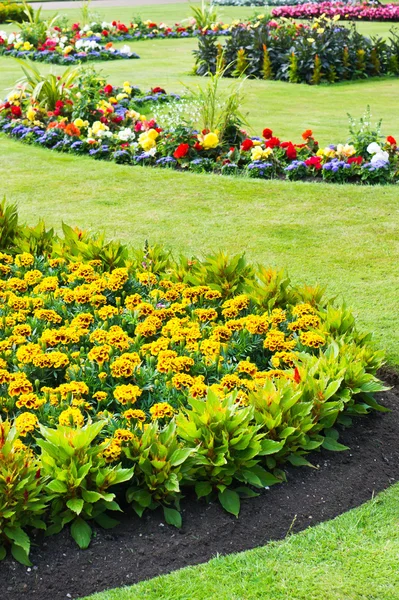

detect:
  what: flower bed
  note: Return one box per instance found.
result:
[0,29,139,64]
[0,204,387,564]
[272,2,399,21]
[195,15,399,84]
[1,74,398,184]
[70,17,232,43]
[213,0,335,5]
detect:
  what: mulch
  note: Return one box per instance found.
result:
[2,368,399,600]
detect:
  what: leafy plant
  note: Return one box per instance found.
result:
[347,105,383,155]
[190,0,220,30]
[16,60,80,111]
[125,421,195,528]
[37,422,134,549]
[176,391,282,516]
[0,419,49,565]
[0,196,20,252]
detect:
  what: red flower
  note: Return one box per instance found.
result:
[285,143,297,160]
[147,119,156,129]
[293,367,301,384]
[347,156,362,165]
[241,139,254,151]
[135,122,143,132]
[103,84,113,95]
[302,129,313,141]
[173,143,190,159]
[152,87,166,94]
[262,128,273,139]
[72,23,80,31]
[11,106,22,118]
[265,137,280,149]
[305,156,322,170]
[112,20,117,26]
[102,30,109,37]
[387,136,397,146]
[55,100,64,109]
[194,141,203,151]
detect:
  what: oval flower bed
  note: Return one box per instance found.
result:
[1,73,398,185]
[0,30,139,64]
[0,207,387,565]
[272,2,399,22]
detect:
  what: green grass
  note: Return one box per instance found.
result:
[83,483,399,600]
[1,137,399,363]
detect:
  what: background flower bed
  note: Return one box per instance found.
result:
[195,15,399,84]
[0,203,387,566]
[272,2,399,22]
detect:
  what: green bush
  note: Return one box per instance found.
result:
[0,2,31,24]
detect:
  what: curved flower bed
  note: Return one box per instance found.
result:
[272,2,399,21]
[0,29,139,64]
[71,18,232,43]
[0,209,387,563]
[1,77,398,184]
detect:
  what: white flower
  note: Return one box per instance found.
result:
[117,128,135,142]
[120,45,131,55]
[367,142,382,155]
[370,151,389,166]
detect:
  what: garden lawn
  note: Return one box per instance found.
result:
[83,482,399,600]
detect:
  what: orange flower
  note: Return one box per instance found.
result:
[65,123,81,137]
[302,129,313,141]
[105,42,113,49]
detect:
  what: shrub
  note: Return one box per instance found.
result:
[0,2,30,24]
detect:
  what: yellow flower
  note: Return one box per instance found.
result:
[201,132,219,150]
[58,407,85,427]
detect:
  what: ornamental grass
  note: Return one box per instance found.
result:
[0,201,388,565]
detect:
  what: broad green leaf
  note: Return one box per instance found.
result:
[0,546,7,561]
[66,498,84,515]
[4,527,30,554]
[287,454,316,468]
[195,481,212,499]
[218,489,240,517]
[94,513,120,529]
[163,507,182,529]
[47,479,68,493]
[70,518,92,550]
[322,437,350,452]
[259,439,285,455]
[11,543,32,566]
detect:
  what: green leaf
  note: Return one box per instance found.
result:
[0,545,7,561]
[163,507,182,529]
[47,479,68,493]
[11,543,32,566]
[195,481,212,499]
[81,489,103,503]
[322,437,350,452]
[260,439,285,455]
[94,513,120,529]
[235,486,259,499]
[70,518,92,549]
[287,454,316,468]
[66,498,84,515]
[218,489,240,517]
[4,527,30,554]
[169,447,195,466]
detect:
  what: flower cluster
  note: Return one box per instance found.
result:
[1,80,398,184]
[0,26,139,64]
[272,2,399,22]
[195,14,399,84]
[214,0,329,5]
[0,246,383,453]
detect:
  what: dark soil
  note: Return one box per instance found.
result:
[2,369,399,600]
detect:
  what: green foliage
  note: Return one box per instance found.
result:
[176,392,281,516]
[288,52,300,84]
[190,0,220,30]
[37,422,133,548]
[0,2,30,24]
[347,105,383,155]
[0,196,20,252]
[262,44,273,80]
[15,60,80,112]
[311,54,322,85]
[0,419,49,565]
[125,421,195,522]
[12,1,58,46]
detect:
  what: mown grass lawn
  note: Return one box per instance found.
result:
[83,482,399,600]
